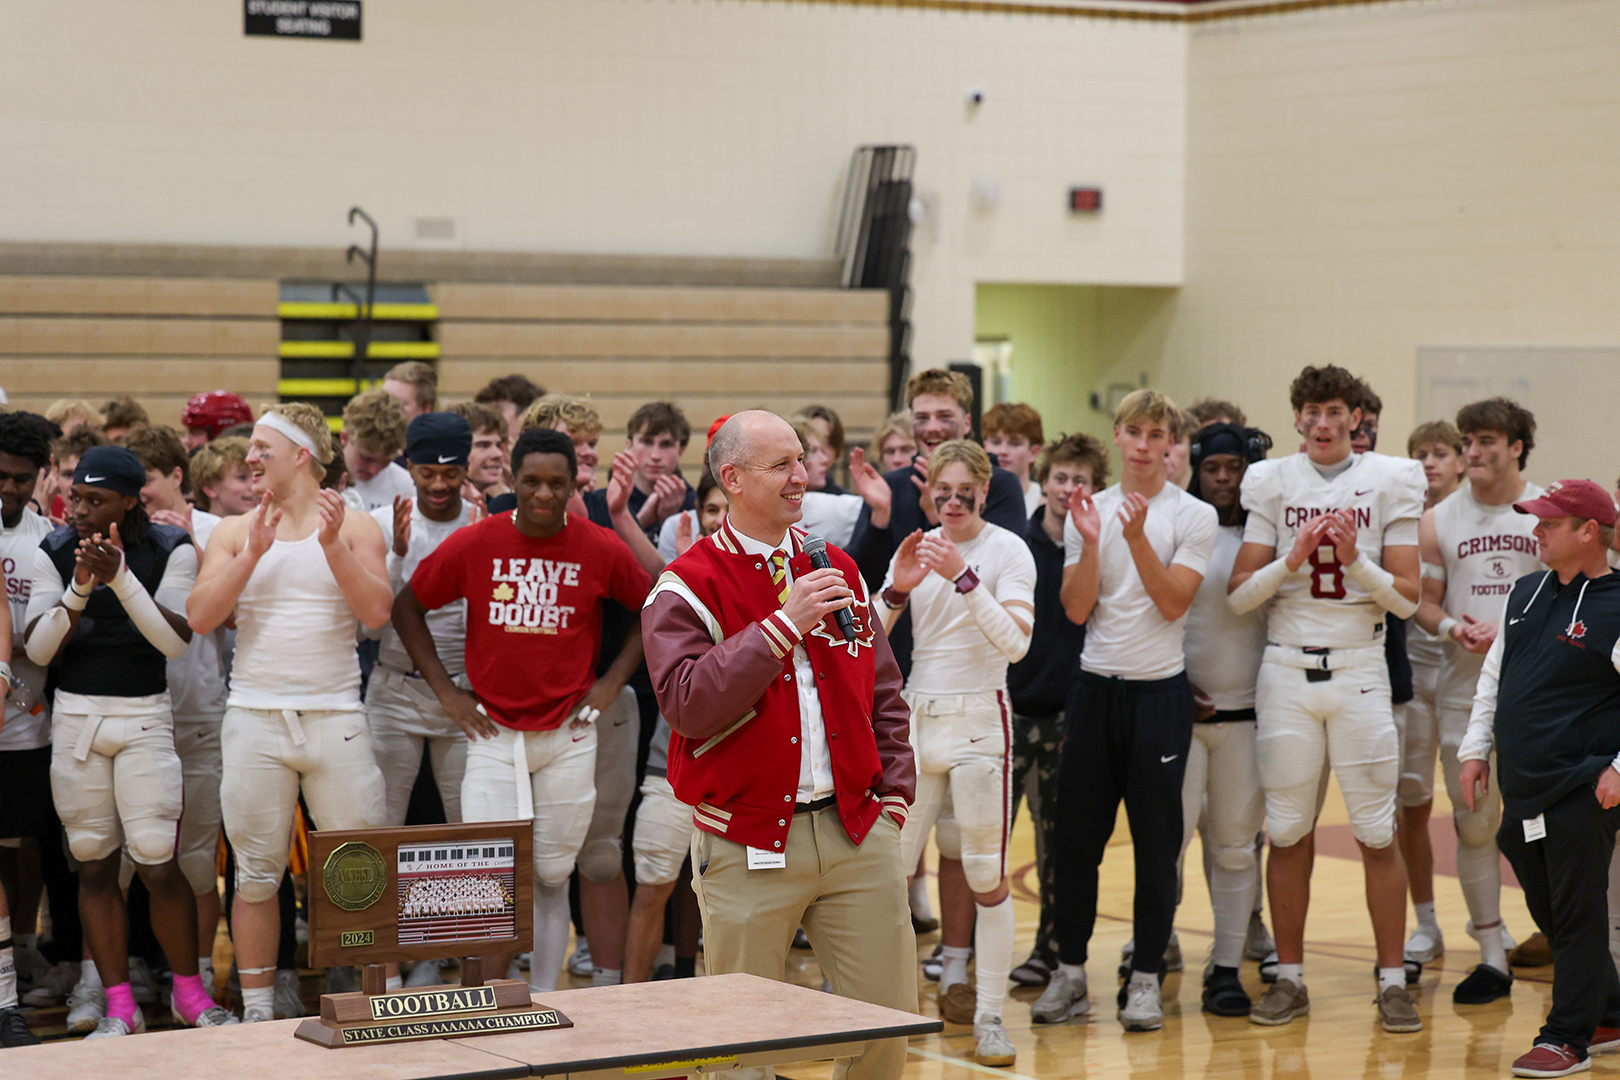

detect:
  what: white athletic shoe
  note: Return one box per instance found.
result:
[22,961,79,1006]
[324,966,359,995]
[242,1004,275,1024]
[13,942,52,986]
[1244,911,1276,962]
[1117,932,1182,976]
[1404,925,1445,964]
[274,968,305,1018]
[507,953,529,982]
[973,1015,1017,1067]
[128,957,159,1005]
[567,944,593,979]
[85,1007,145,1039]
[1031,967,1090,1024]
[1119,978,1164,1032]
[404,958,443,988]
[65,981,106,1033]
[175,1002,240,1028]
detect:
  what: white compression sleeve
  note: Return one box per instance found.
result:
[1227,556,1290,615]
[24,553,73,666]
[1344,555,1418,619]
[111,561,189,659]
[960,582,1031,663]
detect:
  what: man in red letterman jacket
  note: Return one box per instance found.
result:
[643,411,918,1080]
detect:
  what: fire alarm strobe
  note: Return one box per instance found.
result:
[1069,187,1103,212]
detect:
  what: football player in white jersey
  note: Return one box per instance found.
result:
[1228,365,1425,1033]
[1412,400,1540,1005]
[877,440,1035,1065]
[1395,419,1468,970]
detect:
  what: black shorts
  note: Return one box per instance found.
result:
[0,745,52,840]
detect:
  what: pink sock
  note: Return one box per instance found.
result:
[172,973,216,1025]
[105,982,137,1025]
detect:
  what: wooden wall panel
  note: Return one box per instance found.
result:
[437,358,887,398]
[433,284,888,325]
[438,322,888,360]
[0,317,277,357]
[0,358,278,396]
[0,276,277,317]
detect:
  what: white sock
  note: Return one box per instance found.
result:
[80,957,103,989]
[198,957,215,996]
[242,985,273,1015]
[1378,967,1404,992]
[909,877,934,921]
[1414,901,1438,933]
[1276,962,1304,986]
[1057,962,1084,983]
[591,967,621,987]
[1128,970,1158,990]
[940,945,971,989]
[529,882,570,993]
[972,898,1014,1020]
[385,974,403,991]
[0,916,16,1009]
[1469,921,1509,974]
[655,943,675,969]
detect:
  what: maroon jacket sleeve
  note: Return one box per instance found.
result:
[868,615,916,804]
[641,590,787,742]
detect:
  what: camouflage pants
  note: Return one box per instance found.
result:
[1010,710,1063,962]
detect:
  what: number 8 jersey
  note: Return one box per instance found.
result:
[1239,451,1426,649]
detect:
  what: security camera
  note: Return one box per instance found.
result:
[967,87,984,107]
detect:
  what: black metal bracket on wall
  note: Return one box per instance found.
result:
[346,206,379,389]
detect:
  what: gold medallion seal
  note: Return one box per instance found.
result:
[323,842,386,912]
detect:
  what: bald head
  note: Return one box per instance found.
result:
[707,410,788,478]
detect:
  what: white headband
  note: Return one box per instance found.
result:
[256,412,320,457]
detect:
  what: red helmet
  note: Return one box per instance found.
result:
[181,390,254,440]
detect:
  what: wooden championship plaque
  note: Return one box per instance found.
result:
[296,821,573,1048]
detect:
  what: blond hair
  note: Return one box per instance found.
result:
[384,361,438,410]
[190,436,250,504]
[262,402,335,478]
[869,411,914,459]
[925,439,992,486]
[1114,389,1180,432]
[520,393,603,440]
[46,398,101,432]
[340,388,408,456]
[905,368,973,412]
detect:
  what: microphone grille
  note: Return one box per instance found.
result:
[801,533,828,557]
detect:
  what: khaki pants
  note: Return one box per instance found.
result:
[691,806,916,1080]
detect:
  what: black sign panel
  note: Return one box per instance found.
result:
[244,1,362,40]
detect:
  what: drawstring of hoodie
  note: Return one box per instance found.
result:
[1568,578,1591,636]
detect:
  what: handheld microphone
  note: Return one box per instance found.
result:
[801,533,856,642]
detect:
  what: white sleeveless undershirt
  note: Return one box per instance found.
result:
[227,529,361,711]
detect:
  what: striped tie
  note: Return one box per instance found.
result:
[769,551,790,604]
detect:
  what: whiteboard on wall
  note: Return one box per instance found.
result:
[1416,346,1620,490]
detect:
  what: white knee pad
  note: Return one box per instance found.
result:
[961,853,1003,895]
[235,864,282,905]
[124,825,178,868]
[1213,842,1256,875]
[178,849,217,895]
[577,836,623,885]
[1351,818,1396,850]
[1453,806,1497,851]
[1266,807,1313,850]
[534,854,576,890]
[934,820,962,862]
[67,832,120,865]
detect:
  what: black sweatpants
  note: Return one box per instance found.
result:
[1053,670,1194,972]
[1498,782,1620,1054]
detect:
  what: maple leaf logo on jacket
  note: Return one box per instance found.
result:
[1568,619,1588,640]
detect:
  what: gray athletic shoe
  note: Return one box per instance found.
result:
[176,1003,240,1028]
[973,1015,1017,1066]
[1377,984,1422,1033]
[1118,933,1182,977]
[1404,925,1445,964]
[1031,967,1090,1024]
[22,961,79,1006]
[405,957,444,988]
[1244,911,1276,962]
[85,1007,145,1039]
[242,1004,274,1023]
[1250,978,1310,1026]
[1119,978,1164,1032]
[128,957,159,1006]
[567,943,593,978]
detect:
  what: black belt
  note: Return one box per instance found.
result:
[794,795,836,814]
[1197,707,1257,723]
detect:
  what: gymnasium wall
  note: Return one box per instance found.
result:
[1164,0,1620,480]
[0,0,1187,376]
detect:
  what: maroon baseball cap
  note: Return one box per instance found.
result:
[1514,479,1618,527]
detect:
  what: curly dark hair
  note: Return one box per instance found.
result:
[0,411,57,470]
[1456,397,1536,470]
[1288,365,1365,413]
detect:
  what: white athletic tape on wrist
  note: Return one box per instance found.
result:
[1344,555,1418,619]
[256,412,320,456]
[61,583,90,612]
[1437,616,1458,640]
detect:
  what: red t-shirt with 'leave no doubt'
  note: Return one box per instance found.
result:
[409,511,652,731]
